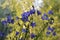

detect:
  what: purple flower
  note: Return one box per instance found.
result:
[11,19,14,24]
[51,28,55,32]
[37,10,41,15]
[48,10,53,14]
[22,12,30,17]
[46,31,51,35]
[0,32,4,37]
[47,26,52,30]
[30,33,36,39]
[7,15,14,24]
[21,17,28,22]
[41,13,49,20]
[30,22,36,28]
[7,15,12,23]
[7,15,11,20]
[30,9,35,14]
[2,20,7,25]
[21,12,30,22]
[27,11,31,16]
[47,26,55,32]
[22,29,27,33]
[16,31,19,36]
[52,32,56,36]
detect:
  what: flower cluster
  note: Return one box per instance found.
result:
[21,8,35,22]
[46,26,56,36]
[0,0,60,40]
[0,31,4,37]
[1,8,56,39]
[2,15,14,26]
